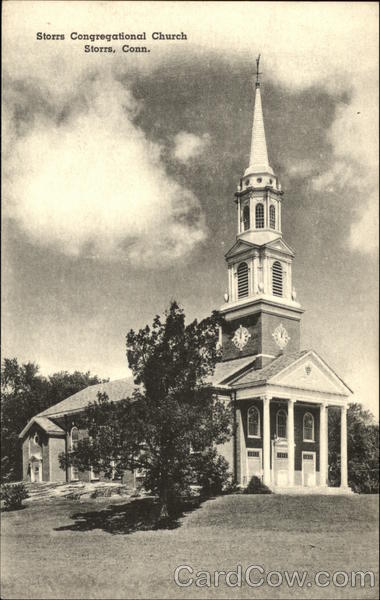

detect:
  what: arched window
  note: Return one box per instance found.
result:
[255,203,264,228]
[303,413,314,442]
[270,205,276,229]
[247,406,260,438]
[71,426,79,451]
[272,261,283,297]
[242,204,250,231]
[237,262,249,298]
[276,409,287,438]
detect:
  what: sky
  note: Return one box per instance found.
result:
[2,2,379,418]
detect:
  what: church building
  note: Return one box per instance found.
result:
[210,61,352,492]
[19,62,352,492]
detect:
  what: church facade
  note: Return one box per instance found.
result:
[19,67,352,493]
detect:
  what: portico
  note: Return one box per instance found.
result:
[257,396,348,491]
[214,349,352,493]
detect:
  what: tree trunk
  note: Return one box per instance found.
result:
[159,484,169,520]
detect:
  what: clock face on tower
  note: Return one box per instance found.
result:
[272,323,290,350]
[232,325,251,351]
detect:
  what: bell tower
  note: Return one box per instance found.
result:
[220,56,303,366]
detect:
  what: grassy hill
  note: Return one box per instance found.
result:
[1,494,378,599]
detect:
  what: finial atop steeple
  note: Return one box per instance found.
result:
[255,54,262,88]
[244,55,274,177]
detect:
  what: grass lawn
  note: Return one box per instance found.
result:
[1,494,378,599]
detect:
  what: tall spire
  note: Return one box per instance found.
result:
[245,55,273,177]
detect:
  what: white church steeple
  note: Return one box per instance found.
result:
[220,55,302,353]
[235,57,283,246]
[245,55,274,177]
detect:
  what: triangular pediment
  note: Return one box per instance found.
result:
[265,238,295,256]
[269,351,352,396]
[225,239,256,259]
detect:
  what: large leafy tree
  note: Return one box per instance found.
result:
[63,302,232,518]
[328,403,379,493]
[1,358,104,482]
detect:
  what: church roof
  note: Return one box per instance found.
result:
[19,415,65,439]
[19,378,137,438]
[227,349,353,395]
[210,355,258,386]
[38,377,136,418]
[229,350,309,386]
[34,416,65,434]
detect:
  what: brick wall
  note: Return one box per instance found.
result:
[42,437,50,481]
[239,399,263,449]
[221,311,301,362]
[49,437,67,482]
[261,312,301,356]
[294,404,320,472]
[22,438,29,480]
[222,313,261,361]
[237,398,321,479]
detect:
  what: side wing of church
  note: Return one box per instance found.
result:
[19,61,352,493]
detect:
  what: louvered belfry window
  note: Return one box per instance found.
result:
[237,262,249,298]
[272,261,283,296]
[270,205,276,229]
[255,203,264,228]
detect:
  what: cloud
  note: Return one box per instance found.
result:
[349,193,379,255]
[3,74,207,265]
[312,75,379,255]
[286,159,315,179]
[2,2,378,260]
[173,132,210,163]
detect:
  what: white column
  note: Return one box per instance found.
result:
[262,255,268,294]
[287,398,295,486]
[319,402,328,487]
[252,252,258,294]
[237,198,241,234]
[250,258,254,296]
[340,405,348,488]
[232,267,237,302]
[263,396,271,486]
[228,267,232,301]
[238,407,247,486]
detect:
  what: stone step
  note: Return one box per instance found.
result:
[271,485,354,495]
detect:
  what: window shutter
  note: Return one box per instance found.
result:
[272,261,283,296]
[237,262,249,298]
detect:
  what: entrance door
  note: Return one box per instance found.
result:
[247,449,262,481]
[302,452,316,487]
[31,461,42,482]
[275,451,289,486]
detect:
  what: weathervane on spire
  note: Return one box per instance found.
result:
[255,54,262,87]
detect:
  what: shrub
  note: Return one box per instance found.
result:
[1,482,29,510]
[244,476,272,494]
[193,449,231,497]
